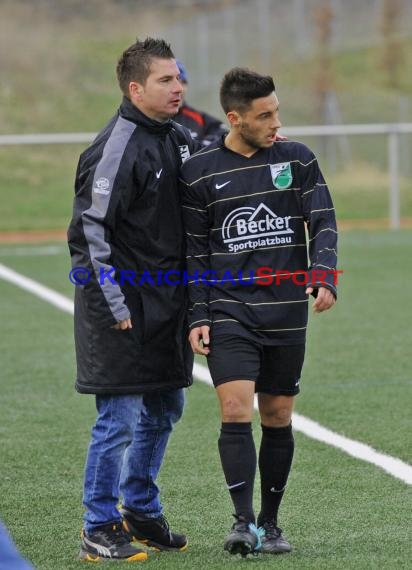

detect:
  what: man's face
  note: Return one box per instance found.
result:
[133,58,183,122]
[237,92,281,150]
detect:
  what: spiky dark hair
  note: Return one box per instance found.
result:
[220,67,275,113]
[116,37,175,94]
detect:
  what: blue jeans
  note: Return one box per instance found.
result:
[83,389,185,533]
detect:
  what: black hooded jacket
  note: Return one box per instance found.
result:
[68,97,200,394]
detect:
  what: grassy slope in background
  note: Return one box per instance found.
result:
[0,3,411,231]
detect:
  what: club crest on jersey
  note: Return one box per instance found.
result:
[270,162,293,189]
[221,203,294,253]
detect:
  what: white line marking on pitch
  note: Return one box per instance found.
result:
[193,363,412,485]
[0,263,74,314]
[0,245,65,256]
[1,261,411,486]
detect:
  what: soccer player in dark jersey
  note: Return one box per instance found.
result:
[180,68,338,557]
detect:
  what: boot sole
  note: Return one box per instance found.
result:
[123,520,188,552]
[79,548,148,562]
[224,540,254,557]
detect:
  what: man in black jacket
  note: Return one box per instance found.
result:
[181,68,337,557]
[68,38,200,562]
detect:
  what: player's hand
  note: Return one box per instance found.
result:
[189,325,210,355]
[111,318,132,330]
[306,286,336,313]
[275,132,288,141]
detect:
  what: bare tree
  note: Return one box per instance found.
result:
[380,0,405,89]
[314,0,335,124]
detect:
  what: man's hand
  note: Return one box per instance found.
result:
[275,132,288,142]
[189,325,210,355]
[111,318,132,330]
[305,286,336,313]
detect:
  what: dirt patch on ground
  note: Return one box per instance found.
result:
[337,218,412,230]
[0,230,67,243]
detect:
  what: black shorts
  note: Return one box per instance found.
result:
[207,334,305,396]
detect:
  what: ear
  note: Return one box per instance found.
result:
[226,110,241,128]
[129,81,144,102]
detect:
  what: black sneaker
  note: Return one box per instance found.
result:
[120,506,188,552]
[79,522,148,562]
[223,515,261,557]
[258,521,291,554]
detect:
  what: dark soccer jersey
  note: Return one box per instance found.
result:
[180,138,338,345]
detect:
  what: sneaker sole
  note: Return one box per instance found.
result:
[79,548,148,562]
[123,521,188,552]
[224,540,254,557]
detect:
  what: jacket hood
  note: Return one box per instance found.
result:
[119,96,173,135]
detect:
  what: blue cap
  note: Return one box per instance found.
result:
[176,60,188,83]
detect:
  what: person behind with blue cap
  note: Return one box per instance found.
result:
[0,521,34,569]
[175,60,228,146]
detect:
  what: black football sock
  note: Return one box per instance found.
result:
[218,422,256,523]
[257,423,294,527]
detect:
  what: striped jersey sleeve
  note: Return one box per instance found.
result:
[300,152,338,296]
[180,158,212,329]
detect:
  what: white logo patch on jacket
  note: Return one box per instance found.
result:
[93,177,111,195]
[179,145,190,162]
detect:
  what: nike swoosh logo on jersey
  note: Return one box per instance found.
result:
[227,481,245,490]
[215,181,231,189]
[270,485,286,493]
[155,169,163,179]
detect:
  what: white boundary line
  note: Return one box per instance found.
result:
[1,261,411,486]
[0,245,65,257]
[193,362,412,486]
[0,263,74,315]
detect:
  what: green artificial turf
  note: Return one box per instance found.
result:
[0,231,411,569]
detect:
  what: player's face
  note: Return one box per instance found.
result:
[238,92,281,150]
[132,58,183,122]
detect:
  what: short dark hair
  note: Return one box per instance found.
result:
[116,37,175,95]
[220,68,275,114]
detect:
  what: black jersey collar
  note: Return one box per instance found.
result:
[220,133,265,160]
